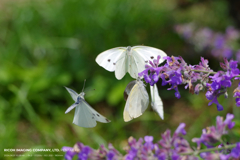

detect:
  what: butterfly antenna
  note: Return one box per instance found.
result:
[82,79,86,92]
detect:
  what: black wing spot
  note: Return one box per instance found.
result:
[92,117,94,119]
[97,114,100,117]
[151,56,154,59]
[145,61,148,63]
[108,59,111,62]
[113,63,116,65]
[92,113,95,116]
[105,118,110,122]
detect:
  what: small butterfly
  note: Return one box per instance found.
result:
[96,46,167,80]
[123,80,164,122]
[65,86,111,128]
[123,78,149,122]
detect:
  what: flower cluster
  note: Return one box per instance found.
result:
[192,113,235,149]
[62,142,121,160]
[124,124,192,160]
[62,114,239,160]
[139,55,240,111]
[175,23,240,61]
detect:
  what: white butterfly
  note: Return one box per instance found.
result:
[65,87,111,128]
[123,80,164,121]
[96,46,167,80]
[150,84,164,120]
[123,78,149,122]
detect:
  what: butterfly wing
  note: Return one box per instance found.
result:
[65,103,78,114]
[150,84,164,119]
[65,87,78,102]
[123,80,137,122]
[85,102,111,123]
[129,50,146,79]
[124,80,149,122]
[96,47,126,72]
[73,97,111,128]
[123,80,137,101]
[73,98,97,128]
[132,45,167,64]
[115,50,128,80]
[123,101,132,122]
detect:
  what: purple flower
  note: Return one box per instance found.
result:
[141,54,240,111]
[214,34,225,49]
[62,113,237,160]
[125,147,137,160]
[206,91,223,111]
[231,142,240,158]
[107,143,121,160]
[62,143,83,160]
[97,145,108,158]
[174,123,186,135]
[78,146,92,160]
[143,136,154,153]
[224,113,235,129]
[223,47,232,59]
[192,114,235,149]
[220,154,231,160]
[234,83,240,107]
[159,123,193,156]
[138,55,165,86]
[171,151,180,160]
[107,151,115,160]
[175,23,194,39]
[62,146,77,160]
[175,23,240,61]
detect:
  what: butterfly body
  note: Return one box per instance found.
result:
[65,87,111,128]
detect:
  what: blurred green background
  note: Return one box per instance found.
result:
[1,0,240,159]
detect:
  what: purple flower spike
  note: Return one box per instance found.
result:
[192,114,235,149]
[63,112,237,159]
[175,23,240,62]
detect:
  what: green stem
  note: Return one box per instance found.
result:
[180,144,236,156]
[191,69,240,78]
[191,69,217,74]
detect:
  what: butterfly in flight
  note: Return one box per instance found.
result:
[65,86,111,128]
